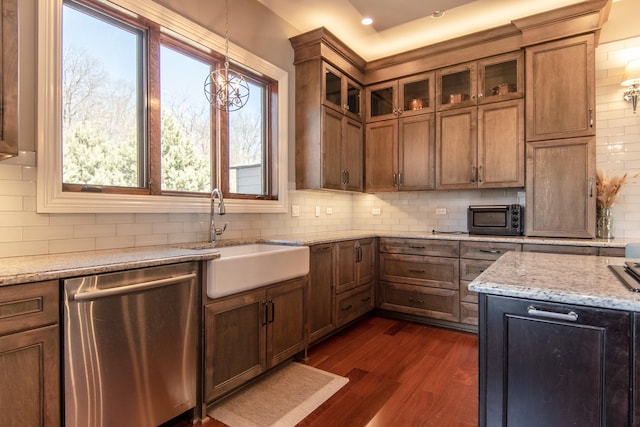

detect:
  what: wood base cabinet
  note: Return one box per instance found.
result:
[204,277,306,403]
[308,244,335,343]
[0,280,60,426]
[378,238,461,325]
[479,294,630,427]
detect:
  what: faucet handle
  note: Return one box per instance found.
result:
[215,222,228,236]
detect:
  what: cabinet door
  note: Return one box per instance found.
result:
[308,244,335,343]
[398,72,435,116]
[436,106,478,189]
[398,113,436,190]
[436,62,477,111]
[321,106,344,190]
[481,295,630,427]
[267,278,306,368]
[477,99,524,188]
[366,81,398,122]
[335,240,357,294]
[365,119,398,192]
[0,325,60,427]
[525,137,596,237]
[343,116,364,192]
[356,238,375,286]
[477,51,523,104]
[0,0,18,160]
[204,291,266,402]
[526,34,595,141]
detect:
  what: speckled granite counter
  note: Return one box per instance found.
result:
[0,245,220,286]
[262,229,634,248]
[469,251,640,311]
[1,229,637,288]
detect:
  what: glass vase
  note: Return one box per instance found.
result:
[596,207,614,239]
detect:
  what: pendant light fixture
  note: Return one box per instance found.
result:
[204,0,250,111]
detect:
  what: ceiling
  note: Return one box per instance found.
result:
[255,0,600,60]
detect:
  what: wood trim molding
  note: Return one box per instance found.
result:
[290,0,612,86]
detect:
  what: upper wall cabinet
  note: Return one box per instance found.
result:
[525,34,595,141]
[365,72,435,122]
[0,0,18,161]
[290,28,367,191]
[435,52,525,190]
[436,51,524,111]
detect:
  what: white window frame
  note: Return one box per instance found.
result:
[36,0,289,214]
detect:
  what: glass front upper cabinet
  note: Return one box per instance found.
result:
[366,72,434,122]
[477,51,524,104]
[437,51,523,110]
[323,62,362,119]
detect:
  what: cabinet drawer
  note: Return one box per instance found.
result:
[0,281,59,336]
[460,302,478,326]
[379,238,459,258]
[460,241,521,260]
[460,259,493,282]
[380,253,459,289]
[379,282,459,322]
[522,244,598,256]
[336,283,374,327]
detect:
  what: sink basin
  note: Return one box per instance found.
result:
[206,244,310,298]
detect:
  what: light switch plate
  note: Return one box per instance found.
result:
[291,205,300,217]
[315,206,320,217]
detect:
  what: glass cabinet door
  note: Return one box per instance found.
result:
[346,80,361,117]
[436,63,477,110]
[366,82,396,122]
[478,51,523,104]
[324,67,342,108]
[399,72,435,116]
[323,62,362,119]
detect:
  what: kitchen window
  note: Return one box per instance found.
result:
[37,0,288,214]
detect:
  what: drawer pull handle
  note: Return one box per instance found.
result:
[409,245,426,249]
[527,306,578,322]
[479,249,502,254]
[408,269,426,274]
[408,297,425,305]
[342,305,353,311]
[361,296,371,302]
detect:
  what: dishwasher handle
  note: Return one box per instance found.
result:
[71,273,197,302]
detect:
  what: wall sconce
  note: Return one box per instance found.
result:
[622,59,640,114]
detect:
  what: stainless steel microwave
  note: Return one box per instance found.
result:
[467,204,524,236]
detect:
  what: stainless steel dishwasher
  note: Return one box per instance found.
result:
[63,262,198,427]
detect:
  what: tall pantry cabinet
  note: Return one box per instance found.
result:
[524,34,597,238]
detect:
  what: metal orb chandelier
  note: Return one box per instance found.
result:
[204,0,249,111]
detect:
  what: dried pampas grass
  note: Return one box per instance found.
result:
[596,169,637,209]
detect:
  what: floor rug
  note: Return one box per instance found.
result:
[208,362,348,427]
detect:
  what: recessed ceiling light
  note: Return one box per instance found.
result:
[431,10,445,18]
[361,17,373,25]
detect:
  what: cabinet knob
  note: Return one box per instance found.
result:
[478,93,484,99]
[343,104,350,111]
[470,165,477,183]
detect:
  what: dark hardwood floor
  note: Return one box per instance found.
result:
[201,315,479,427]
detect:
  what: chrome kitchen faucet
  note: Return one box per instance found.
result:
[210,188,228,242]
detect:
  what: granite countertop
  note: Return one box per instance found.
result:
[469,251,640,311]
[263,230,633,247]
[0,245,221,286]
[1,229,636,288]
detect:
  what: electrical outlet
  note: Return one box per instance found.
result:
[436,208,447,215]
[291,205,300,217]
[372,208,381,215]
[326,207,333,215]
[315,205,321,217]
